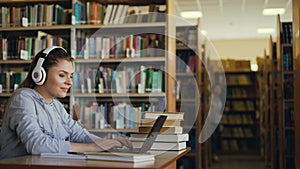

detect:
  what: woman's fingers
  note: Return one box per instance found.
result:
[114,137,133,148]
[94,138,122,151]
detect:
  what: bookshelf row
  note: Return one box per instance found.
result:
[217,68,259,155]
[0,2,166,28]
[73,65,165,94]
[258,12,298,169]
[0,30,167,61]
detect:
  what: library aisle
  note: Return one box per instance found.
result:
[208,155,267,169]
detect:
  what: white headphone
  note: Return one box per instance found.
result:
[32,46,67,85]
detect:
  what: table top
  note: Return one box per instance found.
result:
[0,148,190,169]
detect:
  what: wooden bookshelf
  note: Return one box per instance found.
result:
[175,18,202,169]
[276,15,295,169]
[257,50,271,166]
[292,0,300,169]
[219,70,260,155]
[268,35,280,169]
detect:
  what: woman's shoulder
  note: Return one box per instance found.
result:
[12,88,42,101]
[14,88,36,96]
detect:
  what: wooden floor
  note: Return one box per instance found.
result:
[208,155,268,169]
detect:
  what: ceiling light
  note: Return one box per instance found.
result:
[257,28,275,34]
[263,8,285,15]
[180,11,203,18]
[251,64,258,72]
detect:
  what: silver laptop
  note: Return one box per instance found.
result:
[109,115,167,154]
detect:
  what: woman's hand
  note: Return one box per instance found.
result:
[93,137,132,151]
[69,137,132,152]
[113,137,133,149]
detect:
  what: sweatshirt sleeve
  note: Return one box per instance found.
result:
[8,93,70,154]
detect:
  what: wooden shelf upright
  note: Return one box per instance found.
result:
[292,0,300,169]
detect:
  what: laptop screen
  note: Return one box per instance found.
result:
[138,115,167,153]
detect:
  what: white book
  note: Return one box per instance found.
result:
[113,5,124,24]
[138,126,183,134]
[130,133,189,142]
[119,5,129,24]
[108,4,117,24]
[95,36,102,58]
[138,65,146,93]
[40,153,86,159]
[103,4,113,24]
[101,37,110,58]
[144,111,184,120]
[132,141,187,151]
[84,152,154,163]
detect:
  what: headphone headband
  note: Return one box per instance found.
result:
[32,46,67,85]
[43,46,67,57]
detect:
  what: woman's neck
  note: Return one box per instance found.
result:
[34,86,53,103]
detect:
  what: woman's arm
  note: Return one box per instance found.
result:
[69,137,133,152]
[69,139,120,152]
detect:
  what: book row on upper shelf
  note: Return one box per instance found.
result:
[0,2,166,28]
[0,31,68,60]
[74,2,166,25]
[0,30,165,60]
[73,65,164,94]
[1,3,71,28]
[76,31,165,59]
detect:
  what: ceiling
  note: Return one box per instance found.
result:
[174,0,293,40]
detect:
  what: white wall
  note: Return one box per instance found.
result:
[210,38,269,64]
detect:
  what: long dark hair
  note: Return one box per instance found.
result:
[18,47,73,89]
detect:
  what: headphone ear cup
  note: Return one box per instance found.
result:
[32,58,46,85]
[36,67,46,85]
[32,67,46,85]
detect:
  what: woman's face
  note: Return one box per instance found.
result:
[42,59,74,100]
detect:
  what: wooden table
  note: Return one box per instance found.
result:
[0,148,190,169]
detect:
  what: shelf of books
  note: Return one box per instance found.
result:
[219,68,259,155]
[70,0,177,139]
[203,45,214,169]
[175,21,202,169]
[292,1,300,169]
[257,48,273,167]
[276,15,295,169]
[0,0,73,129]
[267,35,279,169]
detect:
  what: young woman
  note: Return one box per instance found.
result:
[0,46,131,160]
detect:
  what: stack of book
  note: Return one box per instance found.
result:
[130,111,188,151]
